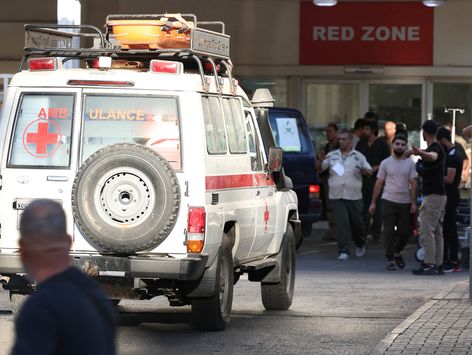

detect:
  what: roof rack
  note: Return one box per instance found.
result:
[21,14,236,93]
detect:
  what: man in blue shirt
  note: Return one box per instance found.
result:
[11,199,117,355]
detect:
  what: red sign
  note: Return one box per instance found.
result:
[300,1,433,66]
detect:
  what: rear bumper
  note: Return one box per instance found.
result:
[0,252,208,281]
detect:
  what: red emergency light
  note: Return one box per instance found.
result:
[309,184,320,193]
[28,58,58,71]
[149,60,183,74]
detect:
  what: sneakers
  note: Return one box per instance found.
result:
[394,255,406,269]
[443,261,463,273]
[387,261,396,271]
[338,253,349,260]
[412,264,439,276]
[355,245,366,257]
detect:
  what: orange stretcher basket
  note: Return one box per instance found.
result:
[107,17,192,50]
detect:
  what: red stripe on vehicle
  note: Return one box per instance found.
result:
[205,173,274,190]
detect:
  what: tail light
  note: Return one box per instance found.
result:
[28,58,58,71]
[187,207,206,253]
[309,184,320,198]
[150,59,183,74]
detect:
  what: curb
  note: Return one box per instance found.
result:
[368,300,437,355]
[369,280,470,354]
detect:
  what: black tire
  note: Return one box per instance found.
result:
[261,224,296,310]
[191,236,234,331]
[72,143,180,254]
[10,291,29,318]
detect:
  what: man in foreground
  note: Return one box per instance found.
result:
[319,130,372,260]
[11,199,117,355]
[369,134,417,270]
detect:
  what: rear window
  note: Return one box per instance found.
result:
[269,112,310,153]
[82,95,181,170]
[9,93,74,168]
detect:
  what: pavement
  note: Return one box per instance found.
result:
[370,280,472,354]
[309,222,472,355]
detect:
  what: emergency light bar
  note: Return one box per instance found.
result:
[28,57,58,71]
[150,60,183,74]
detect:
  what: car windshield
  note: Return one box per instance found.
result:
[82,95,181,170]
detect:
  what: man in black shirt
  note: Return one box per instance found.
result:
[437,127,464,272]
[407,120,447,275]
[356,119,390,243]
[11,199,117,355]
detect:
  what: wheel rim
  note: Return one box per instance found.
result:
[94,167,157,228]
[219,256,230,315]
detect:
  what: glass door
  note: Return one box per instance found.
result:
[368,82,425,148]
[303,81,360,152]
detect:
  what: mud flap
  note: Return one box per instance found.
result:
[185,247,221,298]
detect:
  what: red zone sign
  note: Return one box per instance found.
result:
[299,1,433,65]
[22,119,62,158]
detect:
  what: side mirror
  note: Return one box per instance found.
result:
[267,147,283,173]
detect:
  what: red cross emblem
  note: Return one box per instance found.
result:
[22,119,62,158]
[264,202,270,233]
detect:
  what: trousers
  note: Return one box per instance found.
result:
[420,194,447,266]
[381,199,411,260]
[330,199,365,254]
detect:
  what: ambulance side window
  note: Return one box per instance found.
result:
[221,97,247,154]
[8,93,74,168]
[202,96,227,154]
[244,110,263,171]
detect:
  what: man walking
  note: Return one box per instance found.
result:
[407,120,447,275]
[356,119,390,243]
[437,127,464,272]
[320,130,372,260]
[11,199,117,355]
[368,134,418,270]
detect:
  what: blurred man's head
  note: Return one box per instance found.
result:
[392,134,408,157]
[421,120,439,142]
[338,130,353,152]
[363,119,378,138]
[437,127,453,150]
[353,118,365,138]
[325,123,339,142]
[19,199,71,283]
[384,121,396,141]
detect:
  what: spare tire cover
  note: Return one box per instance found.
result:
[72,143,180,253]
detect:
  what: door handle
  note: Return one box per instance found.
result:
[256,190,260,196]
[47,176,69,182]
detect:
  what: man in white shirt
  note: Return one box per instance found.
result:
[368,134,418,270]
[320,130,372,260]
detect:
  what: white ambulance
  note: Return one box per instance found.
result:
[0,14,300,330]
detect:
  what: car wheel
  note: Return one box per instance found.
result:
[261,223,296,310]
[72,143,180,254]
[191,236,234,331]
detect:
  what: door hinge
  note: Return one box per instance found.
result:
[0,174,2,190]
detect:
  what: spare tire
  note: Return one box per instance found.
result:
[72,143,180,254]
